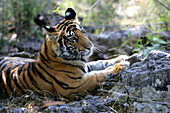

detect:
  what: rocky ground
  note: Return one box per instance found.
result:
[0,16,170,112]
[0,50,169,113]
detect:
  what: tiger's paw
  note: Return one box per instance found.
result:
[109,55,129,64]
[114,55,129,63]
[106,61,129,74]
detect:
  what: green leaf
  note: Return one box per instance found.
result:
[128,31,131,38]
[146,40,150,45]
[120,41,128,48]
[53,7,60,13]
[134,43,141,48]
[120,27,126,30]
[136,39,142,43]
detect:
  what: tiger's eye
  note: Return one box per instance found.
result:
[69,37,77,42]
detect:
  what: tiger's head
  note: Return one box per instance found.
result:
[43,8,93,61]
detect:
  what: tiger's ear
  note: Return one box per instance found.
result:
[42,25,56,34]
[65,8,76,20]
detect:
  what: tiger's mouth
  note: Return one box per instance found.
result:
[82,47,93,58]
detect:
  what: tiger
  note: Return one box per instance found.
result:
[0,8,129,100]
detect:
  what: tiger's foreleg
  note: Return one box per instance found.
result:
[82,60,129,92]
[86,55,129,72]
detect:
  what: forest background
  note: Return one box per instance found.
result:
[0,0,169,57]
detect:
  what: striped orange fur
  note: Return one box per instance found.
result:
[0,8,129,100]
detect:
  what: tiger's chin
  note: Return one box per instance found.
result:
[82,49,93,59]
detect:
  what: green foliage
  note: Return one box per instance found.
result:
[121,0,170,56]
[132,33,168,56]
[0,0,52,40]
[0,0,169,56]
[56,0,117,27]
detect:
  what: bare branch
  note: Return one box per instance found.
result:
[87,0,101,12]
[156,0,170,10]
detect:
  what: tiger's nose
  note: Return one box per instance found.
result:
[86,44,93,50]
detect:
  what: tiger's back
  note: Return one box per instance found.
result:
[0,56,85,99]
[0,57,36,97]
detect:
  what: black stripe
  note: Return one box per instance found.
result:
[13,76,24,95]
[17,64,27,89]
[57,61,86,73]
[0,59,6,66]
[27,63,41,90]
[58,20,71,30]
[66,26,72,33]
[5,67,14,94]
[45,54,86,73]
[87,65,91,72]
[5,64,22,96]
[2,85,9,96]
[63,21,73,30]
[17,65,25,75]
[58,38,64,51]
[40,52,49,63]
[39,56,82,80]
[66,25,76,32]
[11,65,26,93]
[70,25,77,28]
[30,62,37,76]
[51,83,59,99]
[57,70,75,74]
[61,62,86,73]
[34,63,52,85]
[72,28,77,32]
[44,40,51,61]
[37,55,55,85]
[59,92,69,100]
[53,22,60,27]
[0,72,9,96]
[65,21,73,25]
[23,69,32,90]
[39,56,83,80]
[36,63,69,89]
[63,25,67,31]
[66,74,82,80]
[57,20,66,29]
[39,54,50,68]
[0,59,9,69]
[59,24,65,30]
[37,62,85,90]
[44,38,86,73]
[44,40,48,58]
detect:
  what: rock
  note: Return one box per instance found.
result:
[154,31,170,41]
[121,50,170,90]
[89,26,150,60]
[1,46,9,55]
[126,53,144,66]
[133,102,169,113]
[96,26,149,47]
[8,51,37,59]
[0,105,6,111]
[16,37,43,53]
